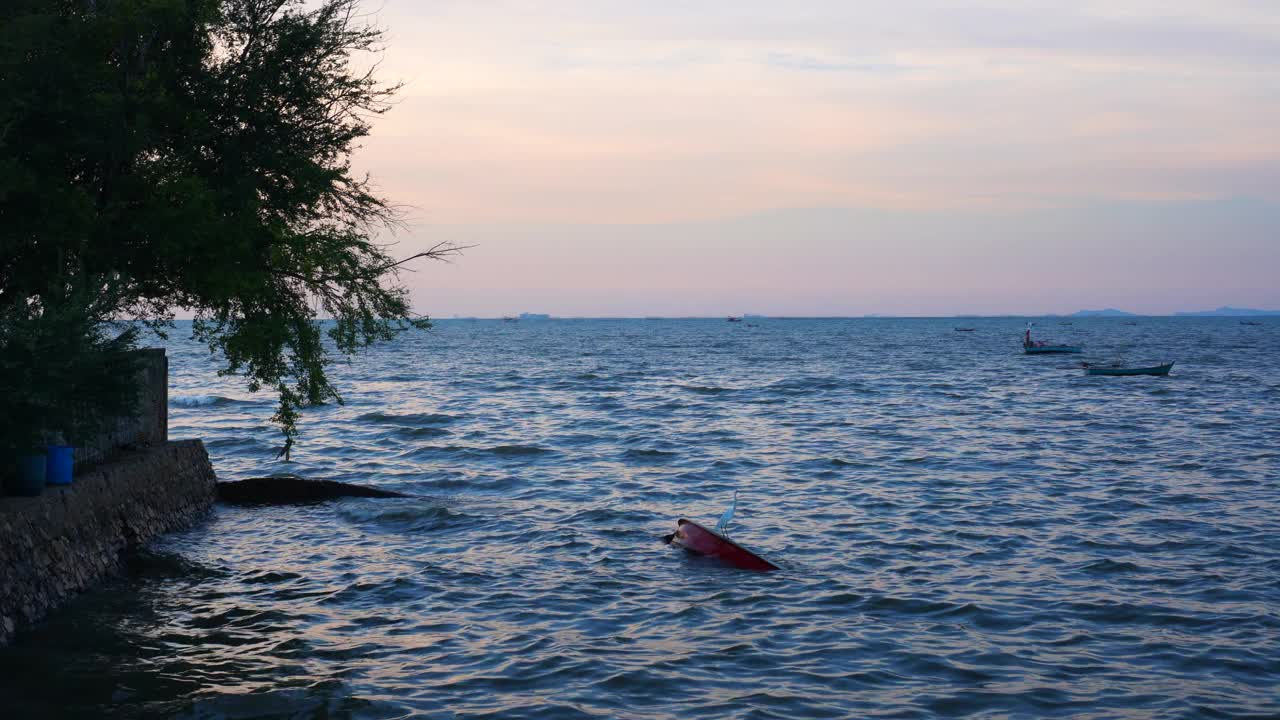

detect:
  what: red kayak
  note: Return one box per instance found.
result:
[666,519,780,572]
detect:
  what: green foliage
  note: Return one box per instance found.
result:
[0,0,453,457]
[0,286,142,455]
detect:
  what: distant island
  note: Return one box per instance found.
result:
[1071,308,1137,317]
[1066,306,1280,318]
[1173,306,1280,317]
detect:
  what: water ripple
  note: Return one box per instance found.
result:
[2,317,1278,719]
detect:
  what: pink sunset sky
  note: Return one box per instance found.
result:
[354,1,1280,317]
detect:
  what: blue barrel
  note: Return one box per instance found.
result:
[46,445,74,486]
[13,453,46,496]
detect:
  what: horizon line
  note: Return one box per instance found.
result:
[427,313,1278,321]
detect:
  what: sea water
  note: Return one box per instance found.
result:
[2,317,1278,718]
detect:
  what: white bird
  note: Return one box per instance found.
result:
[715,490,738,535]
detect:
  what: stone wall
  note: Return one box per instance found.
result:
[0,440,215,647]
[74,348,169,469]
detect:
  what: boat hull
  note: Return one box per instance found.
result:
[670,519,779,572]
[1084,362,1174,376]
[1024,345,1083,354]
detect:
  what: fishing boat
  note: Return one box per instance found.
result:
[954,327,976,332]
[1025,344,1083,354]
[1082,361,1174,377]
[727,316,743,323]
[664,519,779,572]
[1023,325,1081,354]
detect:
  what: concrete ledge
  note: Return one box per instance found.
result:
[0,439,216,647]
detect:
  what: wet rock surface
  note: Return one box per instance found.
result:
[216,476,411,504]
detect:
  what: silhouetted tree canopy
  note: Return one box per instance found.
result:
[0,0,452,455]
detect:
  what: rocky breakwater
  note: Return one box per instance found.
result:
[0,440,216,647]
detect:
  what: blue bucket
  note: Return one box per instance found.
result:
[46,445,74,486]
[13,454,46,496]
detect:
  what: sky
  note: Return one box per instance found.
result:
[353,1,1280,316]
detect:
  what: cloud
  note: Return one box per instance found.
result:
[369,0,1280,223]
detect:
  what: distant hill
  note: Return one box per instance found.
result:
[1072,308,1136,317]
[1173,306,1280,317]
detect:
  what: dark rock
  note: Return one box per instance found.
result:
[217,477,410,504]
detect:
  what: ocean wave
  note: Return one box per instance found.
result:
[679,384,734,395]
[389,426,451,439]
[170,394,261,408]
[203,436,271,452]
[337,502,476,533]
[400,444,556,459]
[356,411,458,425]
[822,457,872,468]
[416,474,523,491]
[1080,559,1143,574]
[319,576,427,607]
[488,444,556,456]
[621,448,678,460]
[765,376,843,394]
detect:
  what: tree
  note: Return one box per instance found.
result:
[0,0,455,457]
[0,286,142,461]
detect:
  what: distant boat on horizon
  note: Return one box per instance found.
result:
[727,316,743,322]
